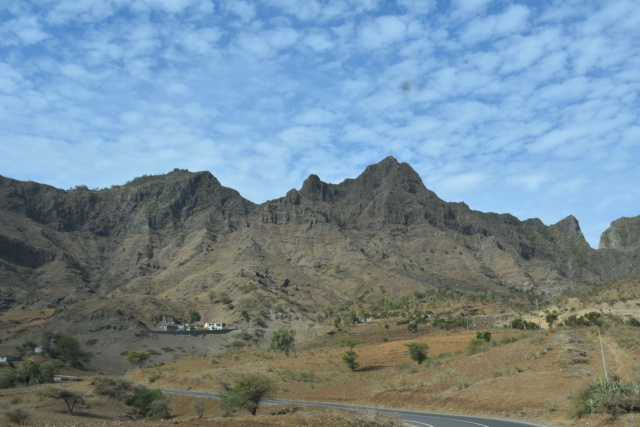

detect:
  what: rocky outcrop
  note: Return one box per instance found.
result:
[599,216,640,250]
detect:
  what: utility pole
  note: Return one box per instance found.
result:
[536,298,541,338]
[598,327,608,381]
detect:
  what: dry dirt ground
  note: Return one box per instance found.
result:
[4,321,640,426]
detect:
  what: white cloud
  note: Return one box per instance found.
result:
[439,172,490,192]
[358,15,408,50]
[224,0,256,22]
[460,4,530,45]
[302,31,334,52]
[1,16,50,46]
[293,108,337,125]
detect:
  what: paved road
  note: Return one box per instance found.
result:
[157,388,556,427]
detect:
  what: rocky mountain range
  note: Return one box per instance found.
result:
[1,157,638,331]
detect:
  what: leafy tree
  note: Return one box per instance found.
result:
[38,387,85,415]
[188,309,201,323]
[342,350,359,371]
[241,310,250,324]
[340,336,362,371]
[41,332,80,360]
[334,316,341,328]
[405,342,429,365]
[269,328,297,357]
[345,309,358,325]
[219,373,277,416]
[545,311,559,328]
[407,323,418,333]
[510,318,537,330]
[124,350,151,369]
[340,336,362,351]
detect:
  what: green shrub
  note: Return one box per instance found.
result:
[90,376,138,402]
[466,338,490,355]
[0,369,18,389]
[132,388,171,419]
[476,331,492,342]
[510,318,538,330]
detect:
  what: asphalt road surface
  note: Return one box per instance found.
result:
[157,388,556,427]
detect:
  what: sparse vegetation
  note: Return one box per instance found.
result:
[91,375,138,402]
[193,399,207,419]
[4,407,30,425]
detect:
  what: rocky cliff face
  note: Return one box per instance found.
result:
[599,216,640,250]
[0,158,637,326]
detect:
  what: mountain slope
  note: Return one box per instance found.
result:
[0,158,637,332]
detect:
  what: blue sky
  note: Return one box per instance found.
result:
[1,0,638,248]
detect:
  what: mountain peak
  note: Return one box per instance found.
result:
[299,174,336,202]
[356,156,425,195]
[553,215,585,240]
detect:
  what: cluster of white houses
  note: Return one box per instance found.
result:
[158,322,225,331]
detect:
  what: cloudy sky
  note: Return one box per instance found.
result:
[1,0,638,248]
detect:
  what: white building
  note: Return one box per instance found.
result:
[204,322,224,330]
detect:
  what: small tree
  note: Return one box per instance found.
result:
[220,373,277,416]
[38,387,85,415]
[342,350,359,371]
[193,399,207,419]
[41,332,80,361]
[340,336,362,371]
[188,309,201,323]
[241,310,250,324]
[545,311,559,328]
[340,335,363,351]
[345,309,358,325]
[269,328,296,357]
[124,350,151,369]
[405,342,429,365]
